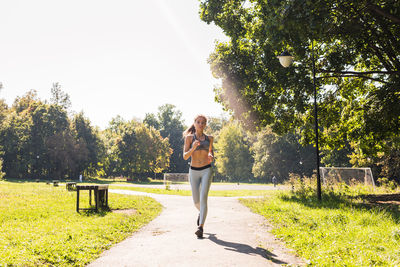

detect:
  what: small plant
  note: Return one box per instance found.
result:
[165,180,171,190]
[285,173,316,198]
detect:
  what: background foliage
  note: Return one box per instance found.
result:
[199,0,400,183]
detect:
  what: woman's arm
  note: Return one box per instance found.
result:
[183,135,199,161]
[208,136,214,163]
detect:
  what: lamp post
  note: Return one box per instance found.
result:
[277,43,322,200]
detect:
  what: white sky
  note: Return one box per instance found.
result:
[0,0,229,129]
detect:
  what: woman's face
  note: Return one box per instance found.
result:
[194,117,207,131]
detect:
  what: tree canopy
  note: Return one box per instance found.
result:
[144,104,186,173]
[199,0,400,180]
[102,117,172,179]
[0,90,97,179]
[214,121,253,181]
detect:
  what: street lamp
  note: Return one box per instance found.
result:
[277,50,294,67]
[277,43,322,200]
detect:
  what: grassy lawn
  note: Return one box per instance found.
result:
[110,185,273,197]
[0,181,162,266]
[241,190,400,266]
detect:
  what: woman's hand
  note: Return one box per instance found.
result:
[192,140,200,150]
[208,152,214,163]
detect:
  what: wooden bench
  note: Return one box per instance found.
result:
[76,185,109,212]
[66,182,77,191]
[52,180,59,186]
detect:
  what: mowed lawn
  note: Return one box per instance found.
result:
[0,181,162,266]
[241,192,400,266]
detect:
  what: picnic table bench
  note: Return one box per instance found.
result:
[52,180,59,186]
[76,185,109,212]
[66,182,77,191]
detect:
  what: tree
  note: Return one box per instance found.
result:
[50,82,71,110]
[143,113,160,129]
[251,128,315,182]
[30,103,72,178]
[0,157,4,179]
[0,91,81,179]
[144,104,186,173]
[0,100,7,123]
[133,124,171,174]
[71,112,105,177]
[0,91,41,178]
[206,115,229,138]
[214,121,253,181]
[199,0,400,180]
[0,96,7,179]
[0,146,4,179]
[45,130,88,179]
[103,118,172,179]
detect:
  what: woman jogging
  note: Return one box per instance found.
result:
[183,114,214,239]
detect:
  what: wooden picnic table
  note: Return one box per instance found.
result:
[76,185,109,212]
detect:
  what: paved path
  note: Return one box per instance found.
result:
[114,183,286,191]
[89,190,305,267]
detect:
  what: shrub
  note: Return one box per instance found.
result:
[377,177,399,191]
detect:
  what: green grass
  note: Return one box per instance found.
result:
[110,185,273,197]
[0,181,162,266]
[241,190,400,266]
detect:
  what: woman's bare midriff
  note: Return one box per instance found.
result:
[190,150,210,167]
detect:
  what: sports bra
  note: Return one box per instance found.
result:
[191,134,210,151]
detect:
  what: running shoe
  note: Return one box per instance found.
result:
[195,226,203,239]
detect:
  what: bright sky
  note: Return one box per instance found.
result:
[0,0,229,129]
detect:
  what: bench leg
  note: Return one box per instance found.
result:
[106,189,108,208]
[89,189,92,206]
[95,188,99,212]
[76,189,80,212]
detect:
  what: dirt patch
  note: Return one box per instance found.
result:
[112,209,137,215]
[151,228,170,236]
[362,193,400,203]
[357,193,400,208]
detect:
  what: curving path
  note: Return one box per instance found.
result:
[88,189,305,267]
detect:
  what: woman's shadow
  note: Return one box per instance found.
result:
[206,233,288,265]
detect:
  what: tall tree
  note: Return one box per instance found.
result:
[0,91,80,179]
[214,121,253,182]
[0,157,4,179]
[45,130,88,179]
[144,104,186,173]
[0,91,40,178]
[50,82,71,110]
[133,124,171,174]
[206,115,229,139]
[143,113,160,130]
[251,128,315,182]
[199,0,400,179]
[103,118,171,179]
[71,112,105,177]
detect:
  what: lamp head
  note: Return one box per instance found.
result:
[277,50,294,67]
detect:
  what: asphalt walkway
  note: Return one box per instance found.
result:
[113,183,286,191]
[88,189,305,266]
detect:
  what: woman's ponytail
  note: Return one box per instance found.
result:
[183,124,195,138]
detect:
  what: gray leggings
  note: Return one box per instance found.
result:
[189,166,213,225]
